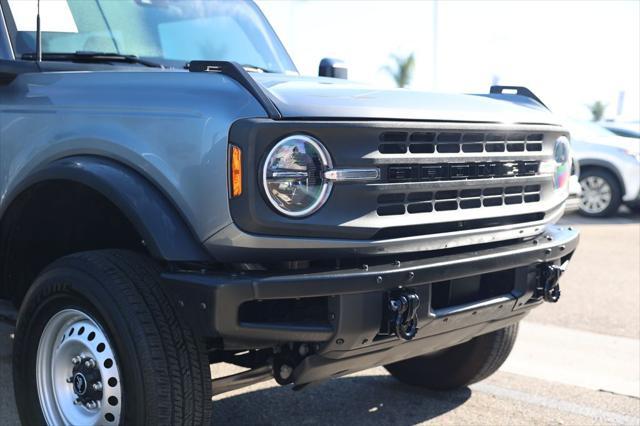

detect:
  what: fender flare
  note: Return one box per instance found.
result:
[0,156,211,262]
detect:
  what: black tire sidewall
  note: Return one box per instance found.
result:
[14,262,151,425]
[385,324,519,390]
[579,169,622,217]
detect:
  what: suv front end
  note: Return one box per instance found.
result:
[0,0,580,422]
[164,108,579,388]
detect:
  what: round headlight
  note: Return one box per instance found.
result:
[262,135,333,217]
[554,136,571,164]
[553,136,572,189]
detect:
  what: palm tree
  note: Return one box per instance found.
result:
[588,101,607,122]
[382,53,415,88]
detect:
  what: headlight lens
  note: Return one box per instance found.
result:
[554,136,570,164]
[262,135,333,217]
[553,136,572,189]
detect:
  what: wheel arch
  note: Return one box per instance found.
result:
[0,156,211,303]
[578,159,626,195]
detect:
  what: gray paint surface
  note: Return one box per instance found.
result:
[0,69,266,241]
[253,73,560,124]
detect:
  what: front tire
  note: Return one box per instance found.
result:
[13,250,212,425]
[385,324,518,390]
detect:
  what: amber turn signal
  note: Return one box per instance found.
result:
[230,145,242,198]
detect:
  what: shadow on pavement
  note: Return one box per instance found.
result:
[212,374,472,425]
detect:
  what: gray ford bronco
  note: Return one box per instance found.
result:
[0,1,579,424]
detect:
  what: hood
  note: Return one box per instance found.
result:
[252,73,561,125]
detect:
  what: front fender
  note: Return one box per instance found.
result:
[0,156,210,262]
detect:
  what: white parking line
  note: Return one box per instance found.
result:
[472,382,640,425]
[501,321,640,398]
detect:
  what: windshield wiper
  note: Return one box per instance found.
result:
[21,51,164,68]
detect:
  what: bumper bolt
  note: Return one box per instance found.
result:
[546,235,553,241]
[376,276,383,285]
[362,264,369,271]
[336,338,344,345]
[533,240,539,245]
[393,260,401,267]
[559,245,566,251]
[544,248,552,255]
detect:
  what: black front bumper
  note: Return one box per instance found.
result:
[163,223,577,346]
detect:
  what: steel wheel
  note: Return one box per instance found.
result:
[580,175,612,214]
[36,309,122,425]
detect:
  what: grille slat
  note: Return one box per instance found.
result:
[378,131,546,155]
[376,185,542,216]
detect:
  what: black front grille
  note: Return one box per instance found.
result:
[379,131,545,155]
[229,119,563,242]
[376,185,542,216]
[386,161,539,183]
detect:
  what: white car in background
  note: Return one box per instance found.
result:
[569,121,640,217]
[602,122,640,139]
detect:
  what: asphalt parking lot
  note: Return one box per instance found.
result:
[1,211,639,425]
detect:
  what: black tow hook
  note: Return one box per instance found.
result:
[388,290,420,340]
[540,262,568,303]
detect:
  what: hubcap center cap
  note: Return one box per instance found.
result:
[73,373,88,396]
[70,356,103,405]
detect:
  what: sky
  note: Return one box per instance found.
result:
[256,0,640,122]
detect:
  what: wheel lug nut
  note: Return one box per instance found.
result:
[66,377,73,383]
[85,400,97,409]
[92,381,103,391]
[71,356,81,365]
[84,359,96,368]
[73,398,81,405]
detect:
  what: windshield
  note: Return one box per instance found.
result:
[1,0,297,72]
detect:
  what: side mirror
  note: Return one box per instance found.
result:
[319,58,347,79]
